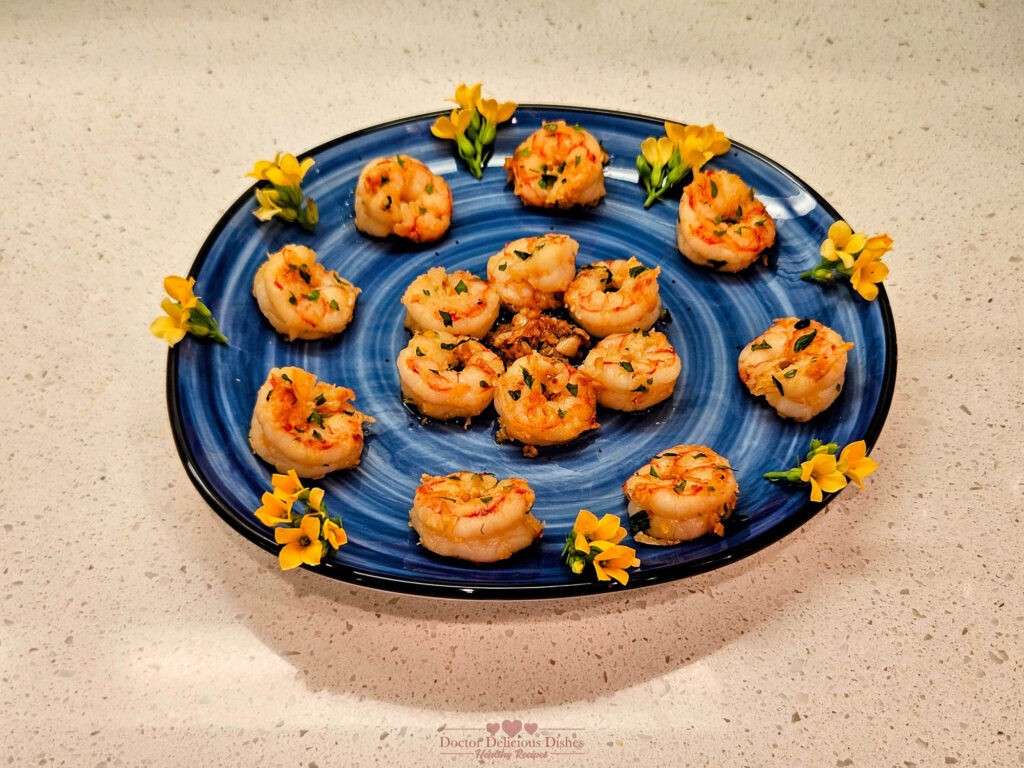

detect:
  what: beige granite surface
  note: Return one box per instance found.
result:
[2,1,1022,765]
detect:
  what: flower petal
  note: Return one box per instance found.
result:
[827,220,853,247]
[164,275,197,307]
[150,316,187,346]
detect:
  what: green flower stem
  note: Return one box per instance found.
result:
[763,468,804,482]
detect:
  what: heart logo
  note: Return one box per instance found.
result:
[502,719,522,737]
[524,723,538,735]
[486,722,500,735]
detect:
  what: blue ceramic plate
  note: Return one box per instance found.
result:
[168,106,896,599]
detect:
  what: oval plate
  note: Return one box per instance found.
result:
[167,106,896,599]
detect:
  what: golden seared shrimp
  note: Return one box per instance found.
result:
[353,154,452,242]
[564,256,662,338]
[579,330,681,411]
[486,233,579,311]
[252,244,360,341]
[677,169,776,272]
[737,317,854,422]
[249,366,374,479]
[397,330,505,421]
[401,266,500,338]
[409,472,543,563]
[623,445,738,544]
[484,307,591,366]
[493,352,599,450]
[504,120,608,208]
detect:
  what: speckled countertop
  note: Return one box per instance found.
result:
[3,1,1022,765]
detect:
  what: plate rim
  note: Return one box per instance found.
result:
[166,104,898,600]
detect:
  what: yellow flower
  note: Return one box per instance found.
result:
[849,245,891,301]
[641,136,676,168]
[247,152,314,188]
[450,82,482,111]
[836,440,878,488]
[252,186,283,222]
[665,122,730,171]
[322,517,347,549]
[591,541,641,586]
[848,233,892,300]
[275,513,324,570]
[271,470,304,503]
[164,275,198,310]
[820,221,867,269]
[150,298,191,346]
[477,97,516,125]
[430,108,473,140]
[799,453,848,502]
[571,509,626,552]
[255,491,292,527]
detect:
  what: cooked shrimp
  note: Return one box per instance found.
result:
[504,120,608,208]
[677,169,776,272]
[579,330,680,411]
[737,317,854,421]
[249,366,374,479]
[564,256,662,338]
[483,307,591,366]
[486,233,578,311]
[409,472,543,563]
[401,266,500,338]
[622,444,738,544]
[397,330,505,421]
[353,154,452,242]
[251,244,360,341]
[493,352,599,449]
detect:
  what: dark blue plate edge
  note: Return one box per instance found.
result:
[164,105,898,601]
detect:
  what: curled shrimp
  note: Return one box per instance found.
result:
[409,472,542,563]
[354,154,452,243]
[504,120,608,208]
[486,233,578,311]
[252,244,360,341]
[622,444,738,544]
[564,256,662,338]
[493,352,599,450]
[677,169,776,272]
[401,266,500,339]
[579,330,681,412]
[737,317,854,421]
[397,330,505,422]
[249,366,374,479]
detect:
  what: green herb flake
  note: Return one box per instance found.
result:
[772,376,785,394]
[454,279,468,294]
[479,380,489,388]
[628,264,648,278]
[521,367,535,388]
[784,368,798,378]
[566,383,578,397]
[619,361,634,372]
[329,299,340,310]
[649,466,660,478]
[498,262,508,271]
[288,292,297,305]
[628,509,650,536]
[751,339,772,351]
[710,179,718,198]
[514,249,532,260]
[425,183,434,195]
[280,373,292,383]
[438,310,453,327]
[673,480,687,493]
[557,408,567,419]
[304,290,320,301]
[415,346,425,357]
[509,389,522,401]
[793,329,818,352]
[308,410,325,428]
[693,452,707,459]
[311,429,323,441]
[396,155,405,166]
[314,394,327,406]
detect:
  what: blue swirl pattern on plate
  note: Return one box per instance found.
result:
[167,106,896,599]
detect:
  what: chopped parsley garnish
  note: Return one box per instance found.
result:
[438,310,453,327]
[750,339,772,350]
[619,361,634,372]
[793,329,817,352]
[521,367,535,388]
[454,279,468,294]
